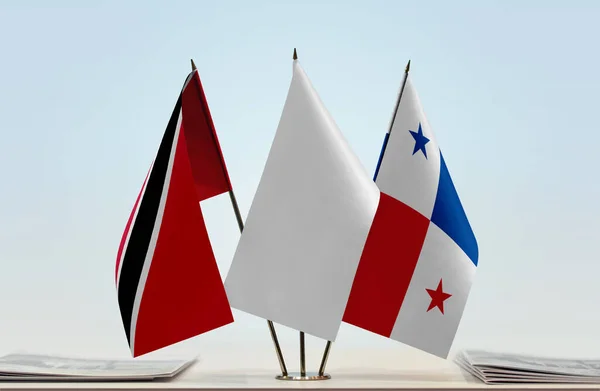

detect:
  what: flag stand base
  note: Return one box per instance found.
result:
[273,332,332,381]
[275,372,331,381]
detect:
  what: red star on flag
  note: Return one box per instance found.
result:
[426,279,452,314]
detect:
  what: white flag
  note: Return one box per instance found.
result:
[342,73,479,358]
[224,59,380,341]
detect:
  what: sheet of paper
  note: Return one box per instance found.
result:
[0,353,195,381]
[456,350,600,384]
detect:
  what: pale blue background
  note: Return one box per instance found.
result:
[1,0,599,365]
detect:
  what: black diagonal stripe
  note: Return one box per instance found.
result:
[117,94,183,346]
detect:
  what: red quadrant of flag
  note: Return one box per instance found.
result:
[181,71,232,202]
[134,122,234,357]
[342,192,430,337]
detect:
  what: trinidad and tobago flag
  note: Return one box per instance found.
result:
[115,64,234,357]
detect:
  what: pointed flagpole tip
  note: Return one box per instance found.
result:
[405,59,411,73]
[191,59,197,71]
[293,48,298,60]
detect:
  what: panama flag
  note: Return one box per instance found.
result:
[342,70,478,358]
[115,65,234,357]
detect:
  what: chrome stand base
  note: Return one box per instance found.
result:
[275,372,331,381]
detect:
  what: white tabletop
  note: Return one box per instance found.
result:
[0,347,598,391]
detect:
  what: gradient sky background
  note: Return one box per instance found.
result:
[1,0,600,366]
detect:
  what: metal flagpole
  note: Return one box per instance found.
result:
[190,59,289,377]
[315,59,412,378]
[275,49,333,381]
[373,59,411,181]
[300,332,306,377]
[228,188,289,377]
[318,340,331,376]
[388,59,411,136]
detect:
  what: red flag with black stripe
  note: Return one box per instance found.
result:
[115,66,234,357]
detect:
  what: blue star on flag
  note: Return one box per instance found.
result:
[409,123,430,158]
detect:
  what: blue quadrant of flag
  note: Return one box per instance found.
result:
[430,152,478,266]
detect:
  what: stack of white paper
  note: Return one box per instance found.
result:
[456,350,600,384]
[0,353,194,381]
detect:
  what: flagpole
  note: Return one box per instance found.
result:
[291,47,334,380]
[300,331,306,377]
[228,188,288,377]
[318,340,331,376]
[294,48,312,379]
[190,59,289,378]
[373,59,411,181]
